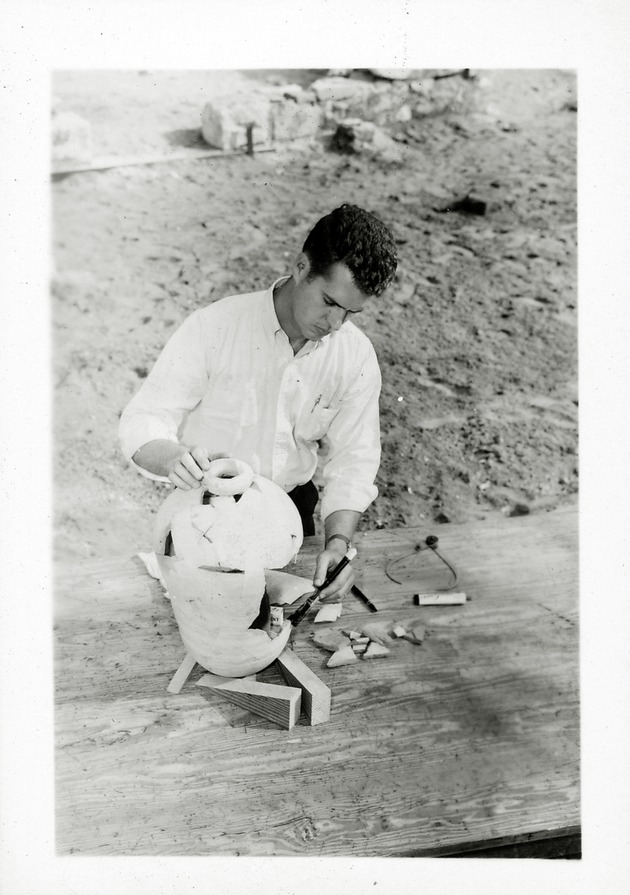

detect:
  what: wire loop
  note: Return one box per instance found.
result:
[384,535,459,590]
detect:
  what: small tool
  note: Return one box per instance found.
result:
[291,547,357,628]
[350,584,378,613]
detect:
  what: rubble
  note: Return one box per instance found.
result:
[199,69,480,151]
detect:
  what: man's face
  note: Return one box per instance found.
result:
[289,257,369,342]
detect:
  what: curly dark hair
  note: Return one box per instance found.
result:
[302,204,398,297]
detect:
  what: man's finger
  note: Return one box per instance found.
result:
[170,472,193,490]
[180,452,205,480]
[171,464,201,489]
[318,566,354,601]
[190,446,211,470]
[313,555,330,589]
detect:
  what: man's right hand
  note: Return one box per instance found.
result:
[132,440,213,489]
[166,445,212,490]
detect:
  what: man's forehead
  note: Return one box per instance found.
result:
[321,262,369,306]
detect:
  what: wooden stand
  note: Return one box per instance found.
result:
[168,645,331,729]
[167,652,197,694]
[211,678,302,729]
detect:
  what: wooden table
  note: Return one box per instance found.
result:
[54,505,579,857]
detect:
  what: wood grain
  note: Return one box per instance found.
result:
[275,648,331,725]
[210,678,301,730]
[54,505,579,856]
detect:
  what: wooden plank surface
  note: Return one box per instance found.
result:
[54,505,579,856]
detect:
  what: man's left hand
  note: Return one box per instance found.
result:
[313,544,355,603]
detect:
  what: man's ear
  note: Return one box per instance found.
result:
[292,251,311,282]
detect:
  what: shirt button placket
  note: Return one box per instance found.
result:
[272,358,300,483]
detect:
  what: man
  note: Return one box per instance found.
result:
[119,204,398,604]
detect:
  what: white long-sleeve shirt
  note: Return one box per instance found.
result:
[119,279,381,519]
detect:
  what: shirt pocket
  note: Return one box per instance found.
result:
[297,404,340,443]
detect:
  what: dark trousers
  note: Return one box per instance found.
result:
[249,480,318,629]
[287,480,319,537]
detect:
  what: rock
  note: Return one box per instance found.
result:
[331,119,404,163]
[344,118,377,142]
[359,623,392,645]
[310,76,373,104]
[508,503,530,518]
[201,95,272,150]
[368,69,417,80]
[364,642,390,659]
[393,282,416,305]
[280,84,306,102]
[327,645,358,667]
[300,88,318,104]
[395,105,412,123]
[51,110,93,164]
[410,101,437,118]
[355,82,410,127]
[313,630,348,652]
[438,196,487,216]
[411,625,426,643]
[270,99,324,142]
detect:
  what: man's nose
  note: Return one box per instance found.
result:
[328,306,346,330]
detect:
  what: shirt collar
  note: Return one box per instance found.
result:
[266,277,289,335]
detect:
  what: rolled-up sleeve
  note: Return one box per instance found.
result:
[119,311,210,480]
[319,348,381,519]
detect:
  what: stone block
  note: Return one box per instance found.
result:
[201,95,272,150]
[360,81,411,125]
[270,99,324,141]
[51,110,92,163]
[324,81,410,128]
[368,68,420,80]
[411,75,481,118]
[310,76,373,104]
[280,84,308,102]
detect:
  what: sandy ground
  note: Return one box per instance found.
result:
[51,68,577,562]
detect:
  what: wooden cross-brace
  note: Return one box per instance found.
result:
[275,648,331,725]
